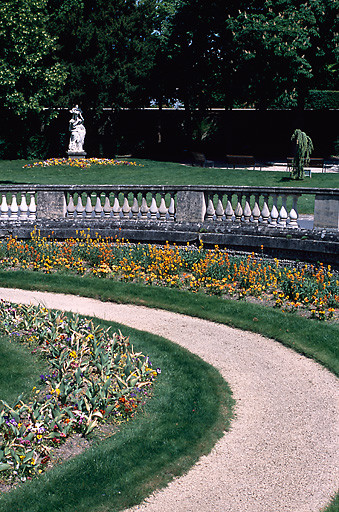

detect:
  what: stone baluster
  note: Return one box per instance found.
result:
[261,194,270,224]
[288,194,299,228]
[76,195,85,217]
[168,194,175,222]
[1,193,8,219]
[67,193,76,217]
[140,193,149,219]
[206,194,215,221]
[225,197,234,222]
[158,194,168,220]
[19,193,28,220]
[85,192,94,218]
[103,193,111,217]
[28,192,36,219]
[112,194,121,218]
[149,194,158,220]
[252,195,261,224]
[10,194,19,220]
[122,194,131,218]
[131,193,140,219]
[243,195,251,222]
[269,194,279,227]
[234,194,243,222]
[215,193,224,221]
[94,194,103,217]
[278,194,288,228]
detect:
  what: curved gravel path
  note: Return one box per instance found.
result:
[0,288,338,512]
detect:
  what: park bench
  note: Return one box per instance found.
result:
[286,157,325,177]
[225,154,256,169]
[190,152,214,167]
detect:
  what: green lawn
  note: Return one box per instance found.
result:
[1,158,338,215]
[0,336,48,405]
[1,158,338,188]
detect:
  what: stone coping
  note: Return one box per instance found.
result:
[0,184,338,196]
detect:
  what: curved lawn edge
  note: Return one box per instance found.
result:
[0,271,337,512]
[0,271,338,375]
[0,301,234,512]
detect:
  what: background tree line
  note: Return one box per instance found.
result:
[0,0,338,158]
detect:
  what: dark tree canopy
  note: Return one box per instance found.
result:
[48,0,158,111]
[0,0,337,159]
[161,0,338,111]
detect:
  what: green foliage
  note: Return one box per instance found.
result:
[291,129,314,179]
[48,0,157,111]
[227,1,314,108]
[162,0,338,111]
[306,90,339,110]
[162,0,230,114]
[191,115,218,146]
[0,0,67,117]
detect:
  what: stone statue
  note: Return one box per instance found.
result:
[67,105,86,157]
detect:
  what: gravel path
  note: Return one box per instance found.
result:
[0,288,338,512]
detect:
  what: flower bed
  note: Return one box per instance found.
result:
[23,158,142,169]
[0,231,338,322]
[0,301,159,484]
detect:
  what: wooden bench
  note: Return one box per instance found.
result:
[287,157,325,175]
[190,152,214,167]
[225,155,256,169]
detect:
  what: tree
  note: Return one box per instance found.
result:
[153,0,232,145]
[291,128,314,179]
[48,0,158,111]
[226,0,339,109]
[0,0,67,117]
[161,0,338,113]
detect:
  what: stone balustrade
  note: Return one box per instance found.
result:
[0,184,338,231]
[1,190,37,220]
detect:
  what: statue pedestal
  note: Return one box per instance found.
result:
[67,150,87,160]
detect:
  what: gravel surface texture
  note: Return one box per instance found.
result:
[0,288,338,512]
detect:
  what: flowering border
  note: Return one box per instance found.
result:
[23,158,142,169]
[0,301,159,483]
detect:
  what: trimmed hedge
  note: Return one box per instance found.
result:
[306,90,339,110]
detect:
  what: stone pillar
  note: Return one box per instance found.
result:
[175,190,206,223]
[314,194,339,230]
[36,190,66,219]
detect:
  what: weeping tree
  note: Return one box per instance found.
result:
[291,129,314,179]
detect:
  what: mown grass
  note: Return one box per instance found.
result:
[0,270,337,512]
[1,158,337,214]
[0,336,48,406]
[2,158,339,188]
[323,494,339,512]
[0,271,337,376]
